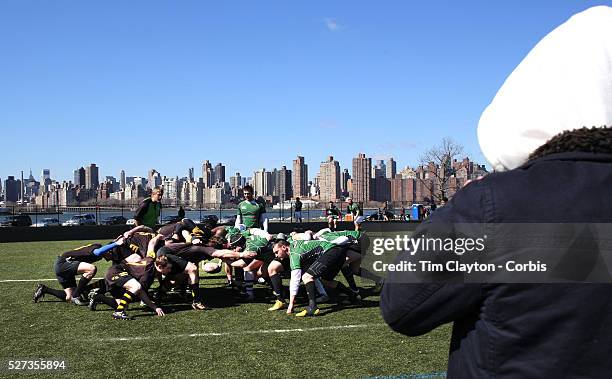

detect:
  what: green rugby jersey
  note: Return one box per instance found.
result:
[318,230,361,241]
[347,203,363,216]
[326,206,341,217]
[289,240,335,270]
[237,200,266,228]
[245,235,269,254]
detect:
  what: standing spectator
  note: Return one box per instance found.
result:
[346,198,364,231]
[382,7,612,378]
[294,197,303,223]
[134,187,163,229]
[177,205,185,219]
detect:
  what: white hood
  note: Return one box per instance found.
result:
[477,6,612,171]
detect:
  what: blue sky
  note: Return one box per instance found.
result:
[1,1,610,182]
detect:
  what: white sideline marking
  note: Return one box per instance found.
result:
[0,277,105,283]
[102,323,385,342]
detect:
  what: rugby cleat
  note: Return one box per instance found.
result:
[88,297,97,311]
[112,311,133,321]
[71,296,87,306]
[267,300,286,311]
[295,307,320,317]
[192,302,208,311]
[32,284,45,303]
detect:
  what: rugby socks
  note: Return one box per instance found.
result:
[341,266,358,292]
[86,279,106,292]
[335,282,353,297]
[42,285,67,301]
[116,291,135,311]
[72,276,92,299]
[235,267,245,286]
[269,274,284,301]
[190,283,203,304]
[305,281,317,309]
[244,271,255,298]
[93,294,118,309]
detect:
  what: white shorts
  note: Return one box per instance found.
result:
[354,216,365,224]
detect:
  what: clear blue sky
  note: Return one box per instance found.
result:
[1,1,609,182]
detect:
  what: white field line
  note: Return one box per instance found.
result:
[101,323,386,342]
[0,277,105,283]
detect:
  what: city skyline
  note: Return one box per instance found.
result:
[0,150,482,186]
[1,151,488,207]
[1,2,605,182]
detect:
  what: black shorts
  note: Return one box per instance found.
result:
[277,257,291,272]
[167,255,188,277]
[306,246,347,281]
[54,256,81,289]
[105,264,134,289]
[255,248,275,264]
[347,235,366,255]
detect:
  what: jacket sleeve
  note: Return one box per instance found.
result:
[134,199,150,222]
[381,283,482,336]
[380,179,491,336]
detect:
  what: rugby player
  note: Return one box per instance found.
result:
[325,201,341,231]
[157,218,208,245]
[225,233,273,301]
[235,185,268,232]
[346,198,365,231]
[273,239,358,317]
[33,239,125,305]
[315,228,383,294]
[155,240,256,308]
[104,258,164,320]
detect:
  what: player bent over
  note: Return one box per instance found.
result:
[315,228,383,293]
[273,239,358,317]
[154,254,207,311]
[155,244,253,310]
[33,240,123,305]
[105,259,164,320]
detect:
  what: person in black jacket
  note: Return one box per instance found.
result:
[381,6,612,378]
[134,187,163,228]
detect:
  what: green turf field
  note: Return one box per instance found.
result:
[0,240,449,378]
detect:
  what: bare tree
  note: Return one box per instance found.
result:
[418,137,464,203]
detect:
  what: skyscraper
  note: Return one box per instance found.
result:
[4,176,19,203]
[352,153,372,203]
[254,169,267,197]
[120,170,126,190]
[341,169,351,196]
[387,157,397,179]
[85,164,99,190]
[41,169,51,193]
[214,163,226,184]
[148,169,162,189]
[275,166,292,201]
[372,160,386,178]
[319,156,341,201]
[292,156,308,198]
[74,167,86,187]
[202,160,214,188]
